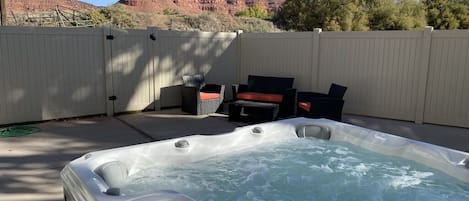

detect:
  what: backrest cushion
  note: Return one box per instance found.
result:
[247,75,294,93]
[182,74,205,88]
[328,83,347,99]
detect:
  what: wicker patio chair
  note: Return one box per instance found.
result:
[181,74,225,115]
[297,83,347,121]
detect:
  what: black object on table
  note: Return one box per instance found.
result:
[229,100,279,123]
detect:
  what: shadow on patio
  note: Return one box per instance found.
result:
[0,117,150,201]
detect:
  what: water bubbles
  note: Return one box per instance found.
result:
[334,147,350,155]
[388,171,434,189]
[347,164,368,177]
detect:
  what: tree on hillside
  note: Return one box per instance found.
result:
[423,0,469,29]
[368,0,425,30]
[274,0,368,31]
[235,4,273,19]
[273,0,309,30]
[86,4,139,28]
[275,0,426,31]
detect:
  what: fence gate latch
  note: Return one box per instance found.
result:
[108,96,117,101]
[106,35,114,40]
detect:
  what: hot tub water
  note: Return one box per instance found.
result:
[122,138,469,201]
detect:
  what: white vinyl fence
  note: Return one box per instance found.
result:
[318,30,425,121]
[239,32,316,91]
[0,26,468,128]
[424,30,469,128]
[105,28,154,114]
[239,27,469,128]
[0,26,238,124]
[0,27,106,124]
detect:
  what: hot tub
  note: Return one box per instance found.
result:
[61,118,469,201]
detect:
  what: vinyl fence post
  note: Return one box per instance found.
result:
[312,28,322,91]
[415,26,433,124]
[236,30,243,84]
[0,0,6,26]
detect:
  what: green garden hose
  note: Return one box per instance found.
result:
[0,125,40,138]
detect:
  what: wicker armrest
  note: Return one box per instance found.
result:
[201,84,223,93]
[232,84,248,99]
[181,86,199,101]
[298,91,330,100]
[297,96,345,121]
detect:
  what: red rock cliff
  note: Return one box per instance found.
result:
[5,0,94,13]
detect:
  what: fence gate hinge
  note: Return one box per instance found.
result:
[106,35,114,40]
[108,95,117,101]
[149,33,156,41]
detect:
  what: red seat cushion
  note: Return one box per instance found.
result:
[298,101,311,112]
[200,92,220,100]
[236,92,283,103]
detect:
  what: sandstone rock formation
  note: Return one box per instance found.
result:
[5,0,94,13]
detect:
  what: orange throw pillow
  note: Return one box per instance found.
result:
[298,101,311,112]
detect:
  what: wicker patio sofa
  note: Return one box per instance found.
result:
[232,75,296,117]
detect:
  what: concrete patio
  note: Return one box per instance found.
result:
[0,108,468,201]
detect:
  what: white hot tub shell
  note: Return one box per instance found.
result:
[61,118,469,201]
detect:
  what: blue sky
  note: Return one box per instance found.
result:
[81,0,118,6]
